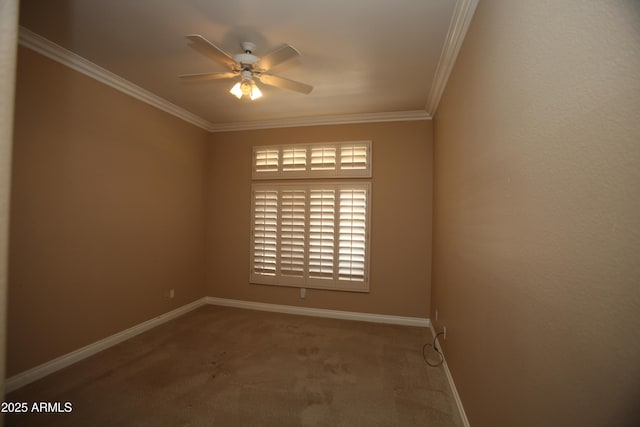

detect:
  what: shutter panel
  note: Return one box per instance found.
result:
[310,147,336,171]
[255,149,279,173]
[251,183,369,292]
[252,189,278,276]
[279,189,306,278]
[309,189,335,279]
[340,145,368,170]
[338,188,367,281]
[282,148,307,172]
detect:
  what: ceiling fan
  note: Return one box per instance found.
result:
[179,35,313,100]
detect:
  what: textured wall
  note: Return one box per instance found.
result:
[432,1,640,426]
[207,121,433,318]
[8,47,209,375]
[1,0,19,399]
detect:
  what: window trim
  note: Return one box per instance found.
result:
[249,182,371,293]
[252,141,372,180]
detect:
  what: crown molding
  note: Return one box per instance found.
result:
[425,0,480,116]
[18,27,215,131]
[209,109,431,132]
[18,27,432,133]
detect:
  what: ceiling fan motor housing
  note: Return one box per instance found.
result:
[241,41,256,53]
[234,41,259,66]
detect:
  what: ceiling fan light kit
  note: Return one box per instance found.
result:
[180,35,313,101]
[229,70,262,100]
[229,81,262,101]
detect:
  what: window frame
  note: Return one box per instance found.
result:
[249,182,371,293]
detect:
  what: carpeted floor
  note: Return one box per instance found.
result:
[6,305,463,426]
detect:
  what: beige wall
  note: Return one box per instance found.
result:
[1,0,19,408]
[432,1,640,426]
[207,121,433,318]
[8,47,209,376]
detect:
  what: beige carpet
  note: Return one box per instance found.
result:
[6,305,463,426]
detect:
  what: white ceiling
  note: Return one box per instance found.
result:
[18,0,477,131]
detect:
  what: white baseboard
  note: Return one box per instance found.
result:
[5,297,207,393]
[5,296,430,393]
[430,324,470,427]
[205,297,430,328]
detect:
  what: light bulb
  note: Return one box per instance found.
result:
[240,80,252,96]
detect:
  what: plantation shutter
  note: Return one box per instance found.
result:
[279,189,306,280]
[340,145,368,170]
[310,147,336,171]
[309,189,336,279]
[253,142,371,179]
[282,148,307,172]
[255,149,279,173]
[338,189,367,282]
[252,189,278,277]
[251,182,370,292]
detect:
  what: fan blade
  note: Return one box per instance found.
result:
[185,35,237,69]
[255,44,300,71]
[179,72,237,81]
[259,74,313,94]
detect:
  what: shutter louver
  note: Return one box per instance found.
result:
[282,148,307,172]
[309,189,335,279]
[311,147,336,171]
[279,190,306,278]
[252,190,278,276]
[340,145,368,170]
[338,189,367,281]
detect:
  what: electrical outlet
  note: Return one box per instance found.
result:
[435,309,439,322]
[169,289,175,299]
[300,287,306,299]
[443,326,447,340]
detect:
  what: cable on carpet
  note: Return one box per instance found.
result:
[422,331,445,367]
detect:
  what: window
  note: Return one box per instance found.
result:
[250,141,372,293]
[250,183,371,292]
[252,141,371,179]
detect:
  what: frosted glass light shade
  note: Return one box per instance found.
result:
[250,82,263,100]
[229,82,243,99]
